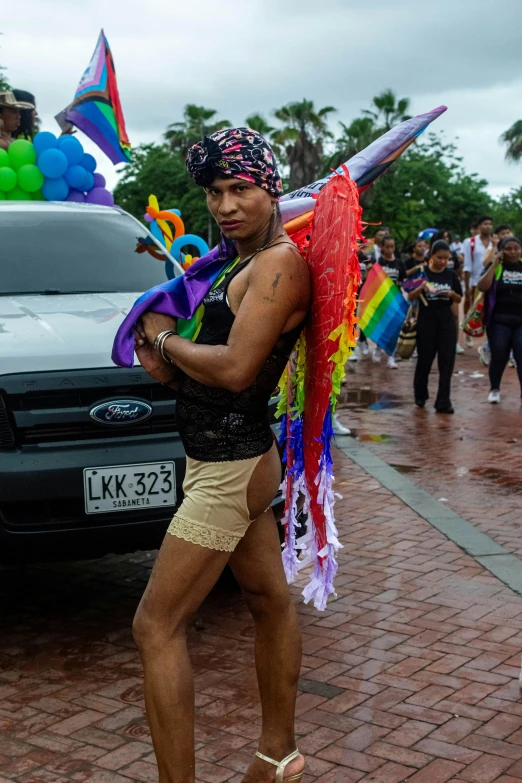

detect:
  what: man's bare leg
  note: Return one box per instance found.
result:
[229,510,304,783]
[133,534,230,783]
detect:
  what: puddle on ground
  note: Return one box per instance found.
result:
[389,463,420,474]
[470,466,522,494]
[338,387,405,410]
[341,428,393,443]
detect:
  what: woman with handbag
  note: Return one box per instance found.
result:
[408,240,462,414]
[478,236,522,404]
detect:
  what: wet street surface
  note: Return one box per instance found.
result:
[2,347,522,782]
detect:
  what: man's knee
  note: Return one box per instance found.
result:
[132,601,188,652]
[242,581,293,621]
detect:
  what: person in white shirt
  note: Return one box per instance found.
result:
[450,235,463,255]
[462,216,493,347]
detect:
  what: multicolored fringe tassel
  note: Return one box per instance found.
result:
[278,169,362,611]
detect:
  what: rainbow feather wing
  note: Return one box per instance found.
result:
[280,170,361,610]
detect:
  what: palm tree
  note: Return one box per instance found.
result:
[363,89,411,131]
[500,120,522,163]
[271,99,336,190]
[244,112,285,164]
[165,104,230,158]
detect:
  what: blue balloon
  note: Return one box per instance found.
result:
[149,222,164,244]
[167,207,182,217]
[38,149,68,179]
[65,165,88,191]
[42,176,69,201]
[81,153,97,173]
[33,132,58,156]
[83,171,95,192]
[58,136,84,166]
[170,234,210,262]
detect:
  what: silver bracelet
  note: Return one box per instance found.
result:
[153,330,177,364]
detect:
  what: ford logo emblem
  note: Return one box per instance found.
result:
[90,399,152,426]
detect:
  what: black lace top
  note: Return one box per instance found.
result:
[176,256,304,462]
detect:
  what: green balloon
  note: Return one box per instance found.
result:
[7,186,31,201]
[0,191,5,200]
[32,189,45,201]
[7,139,36,171]
[17,164,44,193]
[0,166,17,192]
[0,148,9,167]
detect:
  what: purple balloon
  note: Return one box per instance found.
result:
[93,172,106,188]
[86,187,114,206]
[144,213,153,223]
[66,189,86,203]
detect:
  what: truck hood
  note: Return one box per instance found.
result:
[0,293,140,375]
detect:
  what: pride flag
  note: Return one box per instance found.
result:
[358,263,409,354]
[56,30,131,165]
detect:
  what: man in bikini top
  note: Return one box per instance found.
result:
[132,128,310,783]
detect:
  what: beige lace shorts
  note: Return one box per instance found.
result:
[166,453,265,552]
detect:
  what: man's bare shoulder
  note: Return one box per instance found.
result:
[252,241,310,285]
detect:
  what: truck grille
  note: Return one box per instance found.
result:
[1,369,178,446]
[0,395,15,448]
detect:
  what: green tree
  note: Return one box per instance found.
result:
[500,119,522,164]
[362,88,411,131]
[0,34,9,91]
[492,186,522,237]
[165,104,230,158]
[113,143,212,241]
[363,133,492,247]
[271,99,336,190]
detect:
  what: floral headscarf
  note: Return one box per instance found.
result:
[186,127,283,198]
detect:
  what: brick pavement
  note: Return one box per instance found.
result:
[336,348,522,561]
[2,430,522,781]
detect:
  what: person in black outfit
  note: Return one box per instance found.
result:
[408,240,463,413]
[368,235,405,368]
[404,238,427,278]
[478,236,522,404]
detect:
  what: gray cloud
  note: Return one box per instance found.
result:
[3,0,522,195]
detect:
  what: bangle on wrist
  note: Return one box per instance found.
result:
[153,330,177,364]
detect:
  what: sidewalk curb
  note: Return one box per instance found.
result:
[336,436,522,596]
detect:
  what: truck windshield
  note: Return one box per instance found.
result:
[0,208,175,294]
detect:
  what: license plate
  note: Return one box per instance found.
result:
[84,461,176,514]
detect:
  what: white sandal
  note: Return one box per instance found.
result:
[255,749,304,782]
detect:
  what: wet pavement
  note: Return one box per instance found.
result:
[1,346,522,782]
[336,347,522,559]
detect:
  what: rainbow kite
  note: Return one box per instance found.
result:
[358,263,409,355]
[56,30,131,165]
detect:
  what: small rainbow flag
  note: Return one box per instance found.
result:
[56,30,131,165]
[359,263,409,354]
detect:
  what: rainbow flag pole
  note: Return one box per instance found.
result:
[358,263,409,355]
[55,30,131,165]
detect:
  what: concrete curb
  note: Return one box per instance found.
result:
[336,436,522,596]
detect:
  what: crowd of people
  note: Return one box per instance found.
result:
[346,218,522,417]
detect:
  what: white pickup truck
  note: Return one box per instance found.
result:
[0,201,189,563]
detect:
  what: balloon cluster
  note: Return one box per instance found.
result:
[144,195,209,273]
[0,133,114,205]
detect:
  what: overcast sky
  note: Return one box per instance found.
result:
[3,0,522,198]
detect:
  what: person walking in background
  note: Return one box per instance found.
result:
[450,234,464,260]
[408,240,462,414]
[431,231,464,353]
[404,239,427,278]
[369,235,405,368]
[478,225,513,367]
[369,228,387,263]
[478,236,522,404]
[463,216,493,348]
